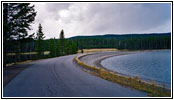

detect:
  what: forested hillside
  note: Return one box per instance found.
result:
[7,33,171,53]
[69,33,171,50]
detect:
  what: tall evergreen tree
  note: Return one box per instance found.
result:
[3,3,9,67]
[59,29,65,55]
[56,40,61,56]
[35,24,45,58]
[71,41,78,54]
[36,24,45,40]
[64,40,70,55]
[3,3,36,67]
[3,3,36,40]
[59,30,65,39]
[49,38,56,57]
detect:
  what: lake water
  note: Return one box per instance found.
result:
[101,50,171,88]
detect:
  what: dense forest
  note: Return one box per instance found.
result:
[5,26,78,64]
[70,33,171,50]
[6,33,171,54]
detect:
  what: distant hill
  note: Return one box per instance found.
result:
[68,32,171,50]
[69,32,171,40]
[42,32,171,50]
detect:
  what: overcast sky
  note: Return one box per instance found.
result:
[29,3,171,39]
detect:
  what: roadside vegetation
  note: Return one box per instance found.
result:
[74,55,171,97]
[77,48,118,53]
[5,26,78,66]
[3,3,78,67]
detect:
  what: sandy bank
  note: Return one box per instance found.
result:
[79,51,137,69]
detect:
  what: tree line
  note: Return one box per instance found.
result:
[3,3,78,67]
[5,23,78,65]
[70,33,171,50]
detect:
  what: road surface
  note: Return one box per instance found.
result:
[3,54,148,97]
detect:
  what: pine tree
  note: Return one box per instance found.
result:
[3,3,9,67]
[64,40,69,55]
[49,38,56,57]
[59,30,65,39]
[59,29,65,55]
[35,24,45,58]
[3,3,36,67]
[36,24,45,40]
[3,3,36,40]
[56,40,61,56]
[71,41,78,54]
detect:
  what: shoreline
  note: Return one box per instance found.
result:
[78,50,171,89]
[95,52,171,89]
[79,51,140,77]
[75,50,171,96]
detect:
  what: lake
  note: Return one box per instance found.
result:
[101,50,171,88]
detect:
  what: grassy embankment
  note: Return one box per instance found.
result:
[7,51,50,56]
[74,54,171,97]
[6,49,119,67]
[6,60,33,67]
[77,48,118,53]
[6,51,50,67]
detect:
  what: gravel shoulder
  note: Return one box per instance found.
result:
[79,51,138,69]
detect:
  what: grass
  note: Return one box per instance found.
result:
[6,60,33,67]
[77,48,118,53]
[74,55,171,97]
[6,51,50,67]
[7,51,50,56]
[7,52,37,56]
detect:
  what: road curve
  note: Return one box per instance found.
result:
[3,54,148,97]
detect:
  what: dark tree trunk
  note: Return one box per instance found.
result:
[3,3,8,68]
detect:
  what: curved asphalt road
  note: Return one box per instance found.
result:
[3,54,148,97]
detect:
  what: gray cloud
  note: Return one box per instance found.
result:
[29,3,171,39]
[46,3,70,11]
